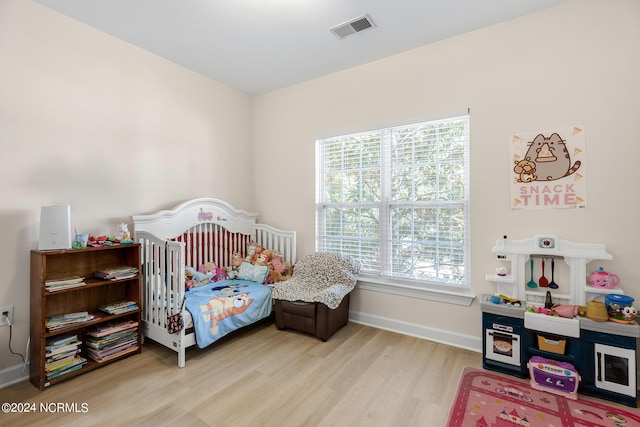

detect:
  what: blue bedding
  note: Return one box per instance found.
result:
[184,279,272,348]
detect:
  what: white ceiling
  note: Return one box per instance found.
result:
[34,0,570,95]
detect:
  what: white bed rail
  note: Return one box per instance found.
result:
[137,232,186,328]
[254,223,297,265]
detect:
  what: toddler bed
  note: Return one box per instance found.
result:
[132,198,296,367]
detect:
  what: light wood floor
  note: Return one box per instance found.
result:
[2,320,482,427]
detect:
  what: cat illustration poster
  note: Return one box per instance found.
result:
[510,125,586,209]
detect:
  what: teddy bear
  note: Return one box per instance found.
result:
[254,252,271,266]
[247,245,264,264]
[185,262,216,287]
[267,258,293,283]
[231,250,243,270]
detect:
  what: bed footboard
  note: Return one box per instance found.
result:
[137,231,190,366]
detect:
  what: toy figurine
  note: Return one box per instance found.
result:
[115,222,131,241]
[609,305,637,324]
[495,266,507,276]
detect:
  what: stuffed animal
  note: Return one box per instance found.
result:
[268,260,292,283]
[247,241,258,258]
[199,262,216,275]
[185,262,216,286]
[185,270,195,290]
[213,266,228,282]
[226,266,237,279]
[247,245,264,263]
[115,222,131,241]
[254,252,271,266]
[270,256,285,274]
[231,251,243,270]
[200,262,229,283]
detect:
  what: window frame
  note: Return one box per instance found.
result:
[315,110,474,306]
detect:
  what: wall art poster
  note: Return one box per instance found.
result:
[510,125,586,210]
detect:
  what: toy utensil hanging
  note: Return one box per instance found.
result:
[538,258,549,287]
[549,258,559,289]
[527,258,537,288]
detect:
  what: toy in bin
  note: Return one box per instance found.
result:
[527,356,580,399]
[605,294,637,324]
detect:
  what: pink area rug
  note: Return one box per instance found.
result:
[447,367,640,427]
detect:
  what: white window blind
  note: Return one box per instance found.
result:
[316,113,470,288]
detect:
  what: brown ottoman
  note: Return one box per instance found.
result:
[274,294,350,341]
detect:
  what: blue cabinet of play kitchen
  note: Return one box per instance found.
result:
[481,295,640,407]
[578,319,638,407]
[481,300,531,378]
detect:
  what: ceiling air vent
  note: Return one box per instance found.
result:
[330,14,376,40]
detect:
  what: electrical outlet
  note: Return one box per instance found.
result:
[0,305,14,327]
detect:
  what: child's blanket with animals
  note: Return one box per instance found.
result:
[184,279,272,348]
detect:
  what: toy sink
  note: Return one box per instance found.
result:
[525,311,580,338]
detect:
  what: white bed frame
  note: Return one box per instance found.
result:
[132,198,296,367]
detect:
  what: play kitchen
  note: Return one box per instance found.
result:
[482,235,640,407]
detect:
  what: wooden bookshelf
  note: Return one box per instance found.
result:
[30,244,142,390]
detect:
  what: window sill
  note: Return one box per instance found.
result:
[355,275,475,306]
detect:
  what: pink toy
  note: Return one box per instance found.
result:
[535,306,551,315]
[527,356,580,399]
[590,267,620,289]
[552,304,578,318]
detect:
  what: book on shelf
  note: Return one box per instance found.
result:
[94,266,138,280]
[87,338,137,357]
[85,329,137,349]
[46,334,81,357]
[44,334,86,380]
[98,300,139,315]
[87,346,138,364]
[87,319,138,338]
[46,312,94,331]
[45,276,86,292]
[46,342,81,357]
[46,358,87,380]
[86,320,139,363]
[47,334,78,347]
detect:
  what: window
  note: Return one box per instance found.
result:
[316,112,471,301]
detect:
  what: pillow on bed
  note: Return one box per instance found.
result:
[237,261,269,284]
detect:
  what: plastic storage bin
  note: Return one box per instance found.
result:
[537,333,566,354]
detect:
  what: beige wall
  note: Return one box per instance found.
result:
[0,0,253,375]
[252,0,640,345]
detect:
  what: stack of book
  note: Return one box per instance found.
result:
[85,320,139,363]
[98,300,139,315]
[45,276,86,292]
[46,311,94,331]
[94,266,138,280]
[45,335,87,380]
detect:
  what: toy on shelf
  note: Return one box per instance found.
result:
[528,356,580,399]
[115,222,132,242]
[606,294,637,324]
[552,304,578,319]
[590,267,620,289]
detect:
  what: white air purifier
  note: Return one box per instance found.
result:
[38,205,72,250]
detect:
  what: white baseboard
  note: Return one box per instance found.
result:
[0,363,29,389]
[349,310,482,353]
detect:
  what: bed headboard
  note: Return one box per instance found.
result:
[132,198,297,268]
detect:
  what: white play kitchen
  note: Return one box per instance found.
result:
[481,235,639,407]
